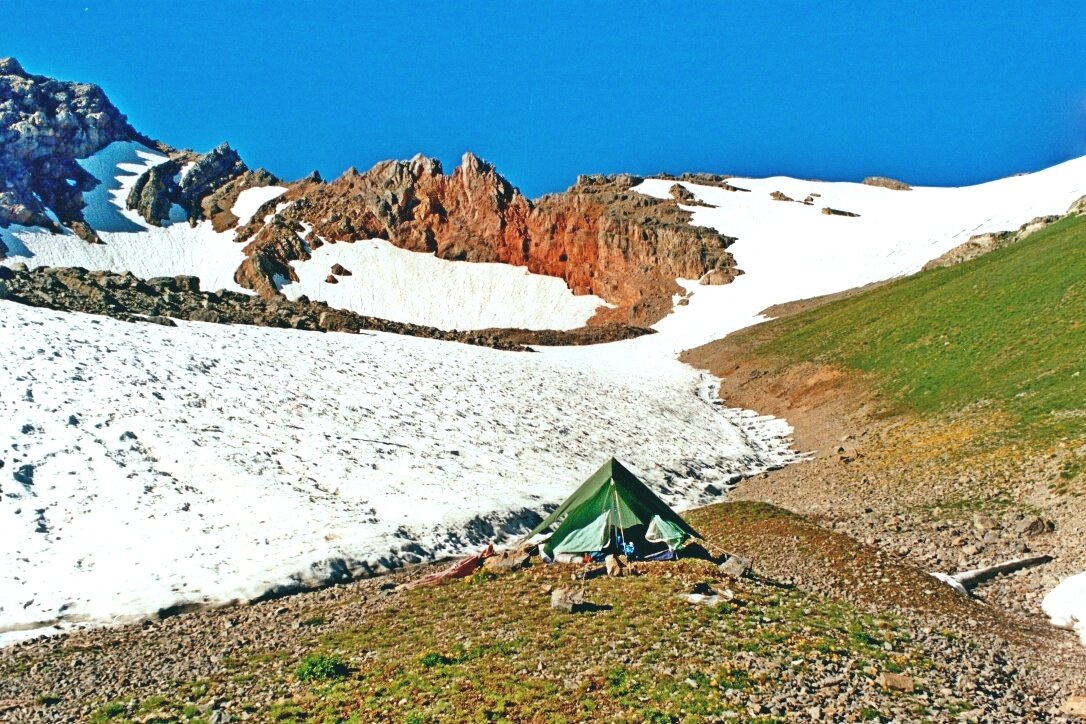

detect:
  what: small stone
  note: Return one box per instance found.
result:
[821,206,861,217]
[877,671,914,693]
[1062,697,1086,717]
[550,587,585,613]
[1015,516,1054,537]
[482,550,530,574]
[719,555,751,579]
[972,513,998,533]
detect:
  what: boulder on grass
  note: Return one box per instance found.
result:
[550,587,585,613]
[719,554,752,580]
[482,550,530,574]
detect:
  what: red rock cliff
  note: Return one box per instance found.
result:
[236,153,736,325]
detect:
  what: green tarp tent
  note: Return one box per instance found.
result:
[528,457,701,558]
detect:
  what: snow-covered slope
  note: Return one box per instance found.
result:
[635,156,1086,353]
[0,303,792,644]
[0,142,279,294]
[278,237,609,330]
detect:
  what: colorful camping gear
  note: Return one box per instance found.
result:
[397,544,494,589]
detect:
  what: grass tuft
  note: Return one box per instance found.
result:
[295,653,349,681]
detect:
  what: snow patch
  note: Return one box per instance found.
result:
[0,141,274,294]
[233,186,287,226]
[635,155,1086,352]
[279,237,610,331]
[1043,572,1086,645]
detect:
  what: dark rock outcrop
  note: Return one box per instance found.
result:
[0,57,141,238]
[654,171,738,188]
[126,158,182,225]
[668,183,713,207]
[469,323,654,347]
[125,143,275,227]
[699,268,742,286]
[863,176,912,191]
[821,207,861,218]
[0,265,654,349]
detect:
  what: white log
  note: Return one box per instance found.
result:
[948,554,1053,591]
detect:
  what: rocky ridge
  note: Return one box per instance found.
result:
[0,57,142,242]
[862,176,912,191]
[923,194,1086,270]
[233,159,739,325]
[1,58,738,326]
[125,143,280,229]
[0,264,652,349]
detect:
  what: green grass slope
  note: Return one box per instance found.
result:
[740,214,1086,445]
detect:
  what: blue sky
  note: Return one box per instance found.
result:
[4,2,1085,197]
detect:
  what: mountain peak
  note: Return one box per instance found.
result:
[0,57,26,76]
[0,58,138,237]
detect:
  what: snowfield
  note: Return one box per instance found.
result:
[278,237,609,331]
[0,303,792,644]
[636,155,1086,352]
[1,143,1085,645]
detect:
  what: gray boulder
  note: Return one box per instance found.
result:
[719,554,752,579]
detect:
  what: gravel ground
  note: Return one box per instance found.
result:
[1,506,1085,722]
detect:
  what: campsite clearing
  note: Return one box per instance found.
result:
[2,503,1078,723]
